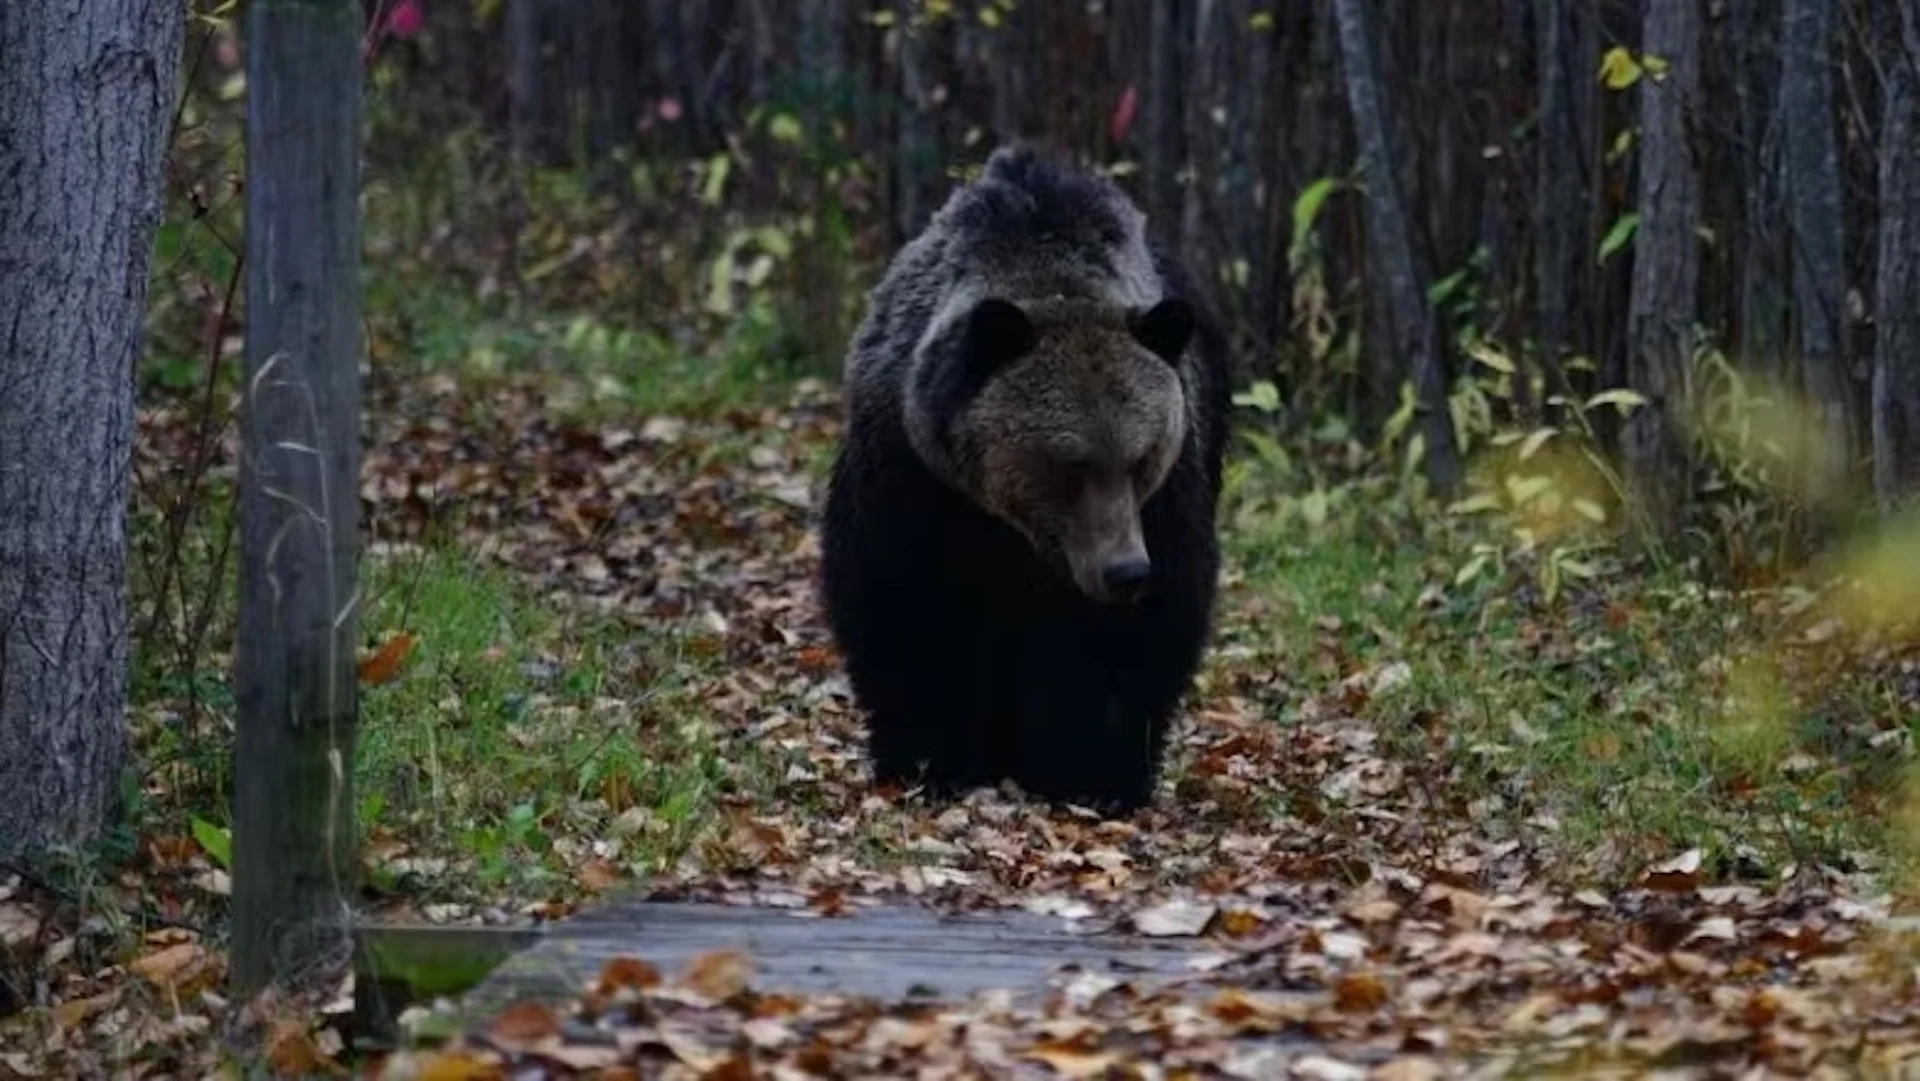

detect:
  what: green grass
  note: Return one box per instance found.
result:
[124,529,790,903]
[1221,458,1920,888]
[354,546,784,897]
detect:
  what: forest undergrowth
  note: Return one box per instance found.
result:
[4,312,1919,1075]
[5,109,1920,1076]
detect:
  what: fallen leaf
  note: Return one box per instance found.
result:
[50,990,120,1030]
[679,948,754,1000]
[358,632,417,685]
[1333,971,1389,1012]
[1024,1041,1123,1079]
[596,956,662,994]
[1207,988,1315,1032]
[487,1001,561,1047]
[1686,915,1739,944]
[411,1052,508,1081]
[129,942,216,991]
[1641,848,1703,891]
[265,1018,336,1075]
[1374,1058,1447,1081]
[0,903,40,948]
[1293,1053,1367,1081]
[577,858,620,892]
[1132,898,1218,937]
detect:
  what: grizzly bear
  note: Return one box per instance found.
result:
[817,143,1231,815]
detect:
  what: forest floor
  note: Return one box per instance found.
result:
[6,365,1920,1079]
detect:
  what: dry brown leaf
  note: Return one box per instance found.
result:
[596,956,662,994]
[1024,1040,1123,1079]
[487,1001,561,1046]
[577,858,621,892]
[411,1052,508,1081]
[1373,1058,1447,1081]
[358,632,417,686]
[1333,972,1389,1012]
[129,942,216,990]
[679,947,754,1000]
[1501,991,1562,1032]
[50,990,121,1030]
[265,1018,337,1076]
[1641,848,1703,891]
[1207,988,1315,1032]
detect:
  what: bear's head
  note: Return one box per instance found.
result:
[908,292,1196,604]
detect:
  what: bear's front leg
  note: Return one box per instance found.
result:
[1007,625,1160,815]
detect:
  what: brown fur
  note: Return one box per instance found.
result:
[946,299,1187,599]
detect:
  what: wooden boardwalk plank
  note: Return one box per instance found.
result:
[354,897,1216,1038]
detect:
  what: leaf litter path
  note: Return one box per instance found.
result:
[208,377,1920,1075]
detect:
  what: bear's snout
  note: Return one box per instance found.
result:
[1101,557,1152,603]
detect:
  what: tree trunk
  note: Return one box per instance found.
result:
[1143,0,1187,244]
[1622,0,1703,543]
[1780,0,1857,499]
[1732,0,1789,377]
[231,0,365,998]
[507,0,541,168]
[1873,1,1920,504]
[892,3,936,245]
[1535,0,1583,414]
[1331,0,1463,491]
[0,0,182,863]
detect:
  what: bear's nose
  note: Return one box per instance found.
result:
[1101,557,1152,601]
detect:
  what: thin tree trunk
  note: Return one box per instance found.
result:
[1143,0,1187,243]
[1331,0,1463,491]
[1873,1,1920,504]
[1732,0,1789,375]
[892,3,935,245]
[504,0,540,289]
[231,0,365,998]
[0,0,182,862]
[1623,0,1703,543]
[1780,0,1857,499]
[507,0,541,167]
[1535,0,1582,414]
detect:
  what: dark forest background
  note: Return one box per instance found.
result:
[160,0,1917,562]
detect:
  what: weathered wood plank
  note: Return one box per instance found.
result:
[353,899,1212,1040]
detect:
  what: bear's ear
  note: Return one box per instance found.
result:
[958,297,1036,377]
[1129,297,1194,365]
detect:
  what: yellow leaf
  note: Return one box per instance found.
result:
[412,1053,507,1081]
[1517,426,1557,461]
[1585,388,1649,413]
[1598,46,1642,90]
[1465,339,1516,374]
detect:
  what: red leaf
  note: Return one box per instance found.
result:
[386,0,423,39]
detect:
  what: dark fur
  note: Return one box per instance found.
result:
[818,145,1232,814]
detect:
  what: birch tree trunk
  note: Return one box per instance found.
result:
[1623,0,1703,543]
[0,0,183,862]
[1780,0,1856,499]
[1872,0,1920,504]
[1331,0,1463,491]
